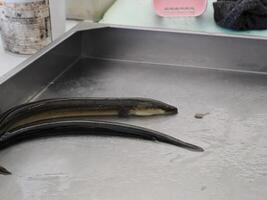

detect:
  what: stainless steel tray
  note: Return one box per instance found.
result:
[0,22,267,200]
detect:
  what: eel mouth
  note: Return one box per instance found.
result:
[164,106,178,115]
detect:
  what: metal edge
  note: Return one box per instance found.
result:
[2,21,267,85]
[98,22,267,41]
[0,22,108,85]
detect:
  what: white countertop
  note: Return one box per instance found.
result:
[102,0,267,37]
[0,20,79,79]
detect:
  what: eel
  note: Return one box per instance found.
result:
[0,98,178,136]
[0,166,11,175]
[0,120,204,175]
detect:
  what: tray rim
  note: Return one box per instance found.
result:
[2,21,267,86]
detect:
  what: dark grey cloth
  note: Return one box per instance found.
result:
[213,0,267,30]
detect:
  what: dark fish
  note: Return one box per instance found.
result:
[0,120,203,151]
[0,98,178,136]
[0,120,203,175]
[0,165,11,175]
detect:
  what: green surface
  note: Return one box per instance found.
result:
[101,0,267,37]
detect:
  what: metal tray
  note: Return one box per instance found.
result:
[0,22,267,200]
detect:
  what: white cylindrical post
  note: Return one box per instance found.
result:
[49,0,66,40]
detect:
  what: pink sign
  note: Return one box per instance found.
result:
[153,0,208,17]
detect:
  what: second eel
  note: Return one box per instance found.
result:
[0,120,204,175]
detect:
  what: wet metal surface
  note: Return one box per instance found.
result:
[0,24,266,199]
